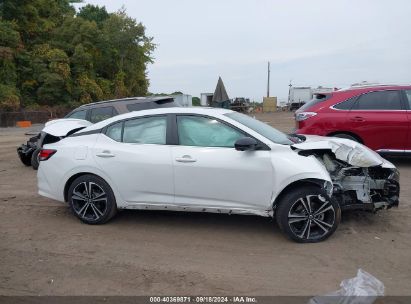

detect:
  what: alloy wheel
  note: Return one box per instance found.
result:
[288,194,336,241]
[71,181,108,221]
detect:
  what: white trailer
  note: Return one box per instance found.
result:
[200,93,213,106]
[289,87,312,104]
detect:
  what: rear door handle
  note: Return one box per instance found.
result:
[96,150,115,158]
[350,116,365,122]
[175,155,197,163]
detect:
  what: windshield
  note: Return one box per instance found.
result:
[298,93,331,112]
[225,112,294,145]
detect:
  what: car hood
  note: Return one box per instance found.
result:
[42,119,92,137]
[292,135,395,168]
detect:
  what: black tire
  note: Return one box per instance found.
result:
[31,148,41,170]
[332,133,359,143]
[68,174,117,225]
[275,186,341,243]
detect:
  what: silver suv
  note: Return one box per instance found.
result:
[65,96,177,123]
[17,96,177,169]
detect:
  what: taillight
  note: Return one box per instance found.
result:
[39,149,56,161]
[295,112,317,121]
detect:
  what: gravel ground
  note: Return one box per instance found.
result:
[0,112,410,296]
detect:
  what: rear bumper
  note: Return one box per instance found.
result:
[37,164,65,202]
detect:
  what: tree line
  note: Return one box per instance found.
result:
[0,1,155,111]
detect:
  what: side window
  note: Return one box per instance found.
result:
[354,91,402,110]
[90,106,117,123]
[123,116,167,144]
[177,116,244,148]
[333,97,357,110]
[106,122,123,142]
[67,109,87,120]
[405,90,411,110]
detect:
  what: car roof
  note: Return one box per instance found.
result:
[80,107,234,132]
[337,84,411,93]
[75,96,175,109]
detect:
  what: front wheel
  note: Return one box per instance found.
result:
[275,186,341,243]
[68,174,117,224]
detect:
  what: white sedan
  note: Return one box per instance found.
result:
[37,107,399,243]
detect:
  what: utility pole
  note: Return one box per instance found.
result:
[288,80,292,105]
[266,61,270,98]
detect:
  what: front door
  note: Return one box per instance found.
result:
[171,115,274,211]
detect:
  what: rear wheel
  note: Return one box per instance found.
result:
[331,133,359,142]
[68,174,117,224]
[275,186,341,243]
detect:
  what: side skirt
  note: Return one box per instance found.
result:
[120,203,272,217]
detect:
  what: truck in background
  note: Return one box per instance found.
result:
[289,86,334,111]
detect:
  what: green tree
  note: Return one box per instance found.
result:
[0,2,155,111]
[0,19,21,109]
[192,97,201,106]
[101,10,154,95]
[32,44,71,105]
[77,4,109,26]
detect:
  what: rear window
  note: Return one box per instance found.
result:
[123,116,167,145]
[66,109,87,120]
[333,96,357,110]
[106,122,123,142]
[298,94,330,111]
[353,90,402,110]
[90,106,118,123]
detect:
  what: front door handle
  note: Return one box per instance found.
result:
[175,155,197,163]
[96,150,115,158]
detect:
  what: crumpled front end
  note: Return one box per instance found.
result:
[317,153,399,211]
[16,134,40,166]
[293,136,400,211]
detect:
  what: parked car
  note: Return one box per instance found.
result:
[17,96,177,169]
[294,84,411,154]
[37,107,399,243]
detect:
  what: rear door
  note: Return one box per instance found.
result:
[93,115,174,205]
[347,90,407,151]
[403,90,411,151]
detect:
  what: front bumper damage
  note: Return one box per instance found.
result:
[293,136,400,211]
[17,119,92,168]
[17,134,39,166]
[330,164,399,211]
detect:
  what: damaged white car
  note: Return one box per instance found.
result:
[37,108,399,243]
[17,119,92,169]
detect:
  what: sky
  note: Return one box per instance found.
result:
[76,0,411,101]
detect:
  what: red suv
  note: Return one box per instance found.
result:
[294,85,411,153]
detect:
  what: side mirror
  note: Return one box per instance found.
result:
[234,137,258,151]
